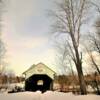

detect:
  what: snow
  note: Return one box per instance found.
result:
[42,91,100,100]
[0,91,100,100]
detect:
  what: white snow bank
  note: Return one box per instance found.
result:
[0,91,41,100]
[0,91,100,100]
[42,91,74,100]
[42,91,100,100]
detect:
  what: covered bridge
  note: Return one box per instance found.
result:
[23,63,56,92]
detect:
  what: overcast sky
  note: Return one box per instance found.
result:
[2,0,58,75]
[2,0,100,75]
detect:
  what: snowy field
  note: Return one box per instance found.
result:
[0,91,100,100]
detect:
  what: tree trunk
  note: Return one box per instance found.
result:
[75,48,87,94]
[76,62,87,94]
[71,33,87,94]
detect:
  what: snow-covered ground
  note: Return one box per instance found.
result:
[0,91,100,100]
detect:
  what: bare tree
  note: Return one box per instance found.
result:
[48,0,92,94]
[83,1,100,74]
[83,32,100,74]
[90,0,100,38]
[53,36,73,74]
[89,34,100,53]
[0,0,6,75]
[53,35,80,93]
[90,0,100,14]
[84,45,100,74]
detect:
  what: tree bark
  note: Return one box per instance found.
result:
[71,32,87,94]
[75,61,87,94]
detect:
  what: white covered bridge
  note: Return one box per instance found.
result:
[23,63,56,92]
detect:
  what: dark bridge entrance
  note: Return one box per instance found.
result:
[25,74,53,92]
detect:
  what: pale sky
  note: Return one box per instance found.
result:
[2,0,100,76]
[2,0,57,75]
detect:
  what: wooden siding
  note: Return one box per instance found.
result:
[23,63,56,80]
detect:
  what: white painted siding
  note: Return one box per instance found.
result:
[24,63,56,80]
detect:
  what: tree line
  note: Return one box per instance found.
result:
[54,73,100,94]
[0,74,24,90]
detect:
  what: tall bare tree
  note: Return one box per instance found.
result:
[49,0,92,94]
